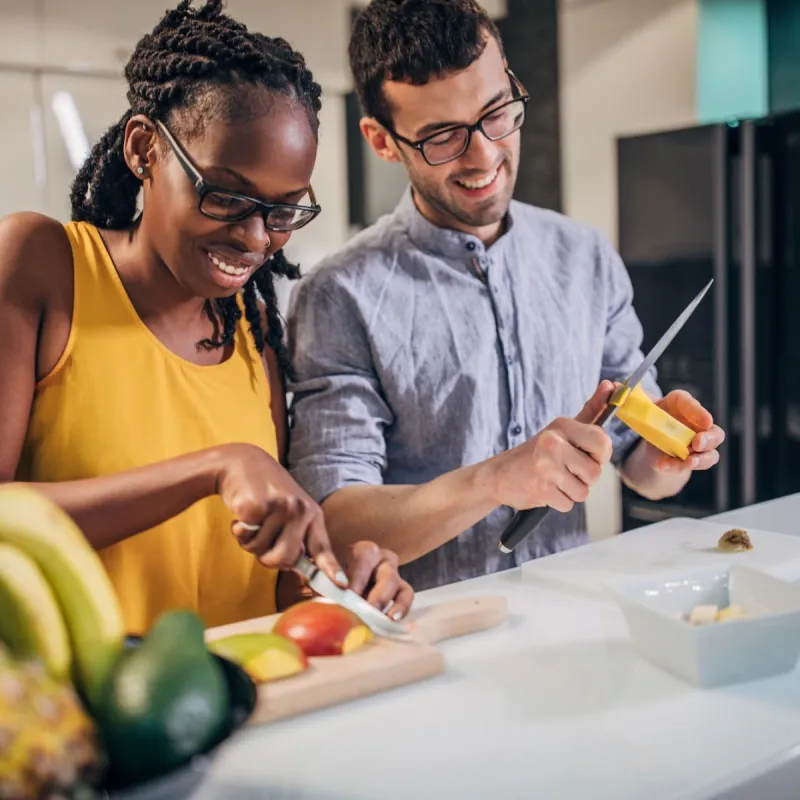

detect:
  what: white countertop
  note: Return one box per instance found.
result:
[710,494,800,538]
[194,495,800,800]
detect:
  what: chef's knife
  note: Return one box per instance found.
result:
[237,523,413,642]
[497,278,714,555]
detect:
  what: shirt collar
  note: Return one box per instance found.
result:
[395,185,515,260]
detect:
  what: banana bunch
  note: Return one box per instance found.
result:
[0,485,124,714]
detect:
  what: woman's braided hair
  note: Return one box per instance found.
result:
[70,0,322,374]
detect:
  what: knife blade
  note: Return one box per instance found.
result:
[592,279,714,430]
[292,555,414,642]
[497,278,714,555]
[237,522,414,642]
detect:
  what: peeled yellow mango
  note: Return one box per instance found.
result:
[613,384,696,460]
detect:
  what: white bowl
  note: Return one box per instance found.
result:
[609,565,800,687]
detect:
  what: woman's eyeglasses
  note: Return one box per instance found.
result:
[380,69,530,167]
[156,121,321,232]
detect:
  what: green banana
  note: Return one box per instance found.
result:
[0,485,124,712]
[0,543,72,680]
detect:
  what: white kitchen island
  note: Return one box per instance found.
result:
[193,496,800,800]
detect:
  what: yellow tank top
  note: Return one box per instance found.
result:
[16,222,279,635]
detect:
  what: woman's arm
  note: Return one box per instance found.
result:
[18,447,229,549]
[0,214,58,483]
[0,213,239,549]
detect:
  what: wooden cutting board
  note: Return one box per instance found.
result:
[205,595,507,724]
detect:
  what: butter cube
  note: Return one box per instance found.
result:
[689,604,719,625]
[719,604,748,622]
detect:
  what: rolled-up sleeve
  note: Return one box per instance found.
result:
[285,271,391,503]
[596,234,662,465]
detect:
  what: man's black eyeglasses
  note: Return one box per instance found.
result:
[156,121,321,232]
[379,69,530,167]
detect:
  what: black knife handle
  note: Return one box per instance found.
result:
[498,506,551,553]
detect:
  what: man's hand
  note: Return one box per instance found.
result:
[318,383,619,566]
[620,388,726,501]
[646,390,725,472]
[487,381,615,512]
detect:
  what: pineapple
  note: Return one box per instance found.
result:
[0,644,103,799]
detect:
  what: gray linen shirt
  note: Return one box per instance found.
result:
[286,188,660,591]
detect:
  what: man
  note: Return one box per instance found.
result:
[286,0,724,595]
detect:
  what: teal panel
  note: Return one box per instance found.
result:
[698,0,768,122]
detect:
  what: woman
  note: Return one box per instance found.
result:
[0,0,413,635]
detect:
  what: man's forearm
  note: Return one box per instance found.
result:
[321,461,501,565]
[619,439,691,501]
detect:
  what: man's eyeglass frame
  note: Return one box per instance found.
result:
[377,69,530,167]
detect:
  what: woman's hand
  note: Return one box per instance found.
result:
[217,443,346,582]
[215,444,414,617]
[344,541,414,620]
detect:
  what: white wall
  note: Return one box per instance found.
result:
[0,0,355,288]
[559,0,697,238]
[558,0,698,538]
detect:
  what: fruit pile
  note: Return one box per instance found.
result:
[0,643,102,799]
[210,600,375,681]
[0,486,232,797]
[0,485,378,799]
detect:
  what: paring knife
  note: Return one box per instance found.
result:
[497,278,714,555]
[237,523,414,642]
[292,554,414,642]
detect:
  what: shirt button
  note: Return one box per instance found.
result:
[506,354,513,364]
[511,424,522,436]
[466,242,476,251]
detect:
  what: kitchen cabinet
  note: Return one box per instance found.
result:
[0,0,41,67]
[39,73,127,222]
[40,0,162,74]
[39,0,355,90]
[0,71,45,218]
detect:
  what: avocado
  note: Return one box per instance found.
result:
[97,610,229,786]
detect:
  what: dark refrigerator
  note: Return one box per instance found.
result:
[616,110,800,529]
